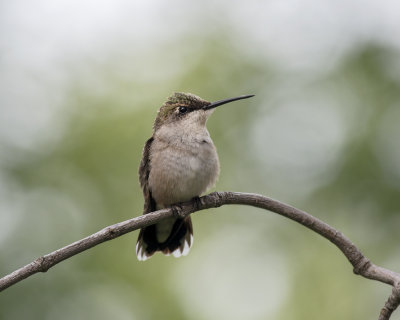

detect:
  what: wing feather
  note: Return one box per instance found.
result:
[138,137,156,214]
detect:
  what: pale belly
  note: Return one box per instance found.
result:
[148,143,220,207]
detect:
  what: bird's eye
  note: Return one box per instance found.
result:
[178,106,188,114]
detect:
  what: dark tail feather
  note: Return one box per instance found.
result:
[136,217,193,261]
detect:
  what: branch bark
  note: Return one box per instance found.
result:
[1,191,399,319]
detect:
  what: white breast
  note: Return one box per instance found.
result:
[148,124,220,207]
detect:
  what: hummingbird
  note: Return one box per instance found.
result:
[136,92,254,261]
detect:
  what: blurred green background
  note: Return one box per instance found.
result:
[1,1,400,319]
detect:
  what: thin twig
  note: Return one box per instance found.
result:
[379,285,400,320]
[0,191,399,319]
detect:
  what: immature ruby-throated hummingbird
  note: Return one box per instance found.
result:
[136,92,254,261]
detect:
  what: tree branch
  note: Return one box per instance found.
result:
[1,191,399,319]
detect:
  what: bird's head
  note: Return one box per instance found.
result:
[153,92,254,132]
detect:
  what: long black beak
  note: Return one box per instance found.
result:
[203,94,255,110]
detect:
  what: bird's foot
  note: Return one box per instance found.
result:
[171,204,185,219]
[192,196,202,211]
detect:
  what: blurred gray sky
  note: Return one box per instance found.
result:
[1,0,400,149]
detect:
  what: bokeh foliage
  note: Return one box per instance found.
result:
[1,5,400,320]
